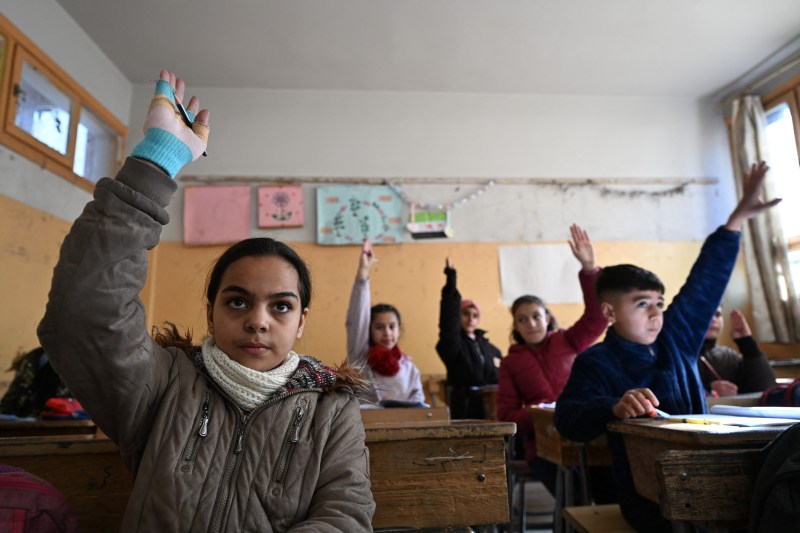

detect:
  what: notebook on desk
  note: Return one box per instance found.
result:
[662,413,798,427]
[710,404,800,420]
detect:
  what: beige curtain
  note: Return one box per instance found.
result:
[730,96,800,343]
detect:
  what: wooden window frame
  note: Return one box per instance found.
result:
[0,13,126,193]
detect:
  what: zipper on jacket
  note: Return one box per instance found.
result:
[209,389,316,533]
[272,401,307,484]
[183,390,211,462]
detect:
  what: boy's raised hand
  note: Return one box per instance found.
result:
[568,224,596,272]
[357,238,378,280]
[445,256,455,273]
[725,161,781,232]
[131,70,210,178]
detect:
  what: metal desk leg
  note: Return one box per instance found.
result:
[554,465,576,533]
[578,443,591,505]
[554,466,564,533]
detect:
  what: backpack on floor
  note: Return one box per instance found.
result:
[0,464,79,532]
[759,378,800,407]
[748,422,800,532]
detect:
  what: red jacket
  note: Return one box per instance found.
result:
[497,268,606,462]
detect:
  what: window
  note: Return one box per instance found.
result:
[0,13,126,191]
[763,80,800,297]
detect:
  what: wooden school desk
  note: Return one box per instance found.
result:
[0,435,132,532]
[366,418,516,529]
[0,418,98,437]
[0,417,516,531]
[529,406,612,533]
[607,419,786,528]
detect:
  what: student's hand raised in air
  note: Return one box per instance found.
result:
[131,70,210,178]
[445,256,455,273]
[567,224,596,272]
[729,309,752,340]
[612,388,660,419]
[357,238,378,280]
[724,161,781,232]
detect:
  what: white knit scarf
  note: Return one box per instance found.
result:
[201,337,299,411]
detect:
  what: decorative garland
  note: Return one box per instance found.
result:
[385,180,496,210]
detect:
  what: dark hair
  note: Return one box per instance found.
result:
[509,295,558,344]
[596,264,664,301]
[155,238,311,350]
[206,238,312,310]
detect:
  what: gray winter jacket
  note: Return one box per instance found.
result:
[38,157,375,532]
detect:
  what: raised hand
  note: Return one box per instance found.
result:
[729,309,752,339]
[567,224,596,272]
[725,161,781,232]
[132,70,210,178]
[357,238,378,280]
[445,256,455,272]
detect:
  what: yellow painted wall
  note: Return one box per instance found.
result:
[148,239,713,375]
[0,194,71,388]
[4,193,769,397]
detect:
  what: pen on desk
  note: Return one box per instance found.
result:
[681,418,726,426]
[174,95,208,157]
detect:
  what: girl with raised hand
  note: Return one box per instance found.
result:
[38,70,374,531]
[346,239,426,406]
[436,257,501,419]
[496,223,607,495]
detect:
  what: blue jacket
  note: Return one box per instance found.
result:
[554,226,741,493]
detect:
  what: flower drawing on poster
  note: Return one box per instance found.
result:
[258,186,304,228]
[317,185,404,245]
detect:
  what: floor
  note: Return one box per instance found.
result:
[519,480,556,533]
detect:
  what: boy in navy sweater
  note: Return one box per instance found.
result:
[554,161,780,532]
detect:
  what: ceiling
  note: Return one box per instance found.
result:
[56,0,800,99]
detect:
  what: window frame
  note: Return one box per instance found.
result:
[0,13,126,193]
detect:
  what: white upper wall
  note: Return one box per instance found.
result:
[127,83,736,243]
[0,2,737,244]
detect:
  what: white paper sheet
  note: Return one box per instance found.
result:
[498,244,583,305]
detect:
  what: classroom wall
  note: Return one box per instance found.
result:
[0,2,132,390]
[125,84,737,243]
[147,239,707,375]
[0,2,766,393]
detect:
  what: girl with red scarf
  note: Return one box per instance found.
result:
[346,239,426,406]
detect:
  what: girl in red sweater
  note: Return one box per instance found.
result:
[497,224,607,494]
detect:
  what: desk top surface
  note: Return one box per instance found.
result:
[608,418,784,446]
[0,419,516,450]
[364,419,515,442]
[0,419,95,429]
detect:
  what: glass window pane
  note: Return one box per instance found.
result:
[765,102,800,293]
[73,106,120,183]
[14,60,72,155]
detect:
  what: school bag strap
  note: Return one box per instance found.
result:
[759,378,800,407]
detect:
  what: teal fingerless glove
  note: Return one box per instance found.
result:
[131,79,197,179]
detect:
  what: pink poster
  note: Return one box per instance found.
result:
[258,186,304,228]
[183,185,251,245]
